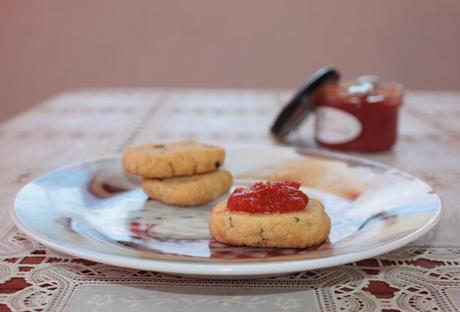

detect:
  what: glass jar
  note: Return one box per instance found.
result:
[314,76,403,152]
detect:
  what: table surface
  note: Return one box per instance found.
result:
[0,89,459,312]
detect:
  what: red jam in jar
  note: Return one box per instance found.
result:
[315,76,403,152]
[227,181,309,214]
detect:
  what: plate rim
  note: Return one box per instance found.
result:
[10,147,442,277]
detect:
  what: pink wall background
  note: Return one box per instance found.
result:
[1,1,460,121]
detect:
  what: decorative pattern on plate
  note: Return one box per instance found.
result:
[11,147,440,273]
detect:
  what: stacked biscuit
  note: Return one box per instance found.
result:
[122,141,233,206]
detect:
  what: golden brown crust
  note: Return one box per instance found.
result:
[142,169,233,206]
[209,199,330,248]
[122,141,225,178]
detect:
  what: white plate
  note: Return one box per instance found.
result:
[10,147,441,278]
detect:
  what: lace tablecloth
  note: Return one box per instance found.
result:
[0,89,459,312]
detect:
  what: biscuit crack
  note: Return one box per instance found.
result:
[259,227,268,241]
[191,158,198,174]
[167,161,176,176]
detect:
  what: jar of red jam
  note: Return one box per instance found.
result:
[315,76,403,152]
[271,67,403,152]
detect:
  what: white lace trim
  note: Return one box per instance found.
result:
[0,225,459,311]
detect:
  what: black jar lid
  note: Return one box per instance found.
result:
[270,67,340,138]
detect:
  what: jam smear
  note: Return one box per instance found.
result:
[227,181,309,214]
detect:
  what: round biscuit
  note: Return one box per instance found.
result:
[142,169,233,206]
[122,141,225,178]
[209,199,330,248]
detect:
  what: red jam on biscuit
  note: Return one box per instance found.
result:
[227,181,309,214]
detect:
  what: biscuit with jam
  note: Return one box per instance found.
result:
[122,141,225,178]
[142,169,233,206]
[210,199,330,248]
